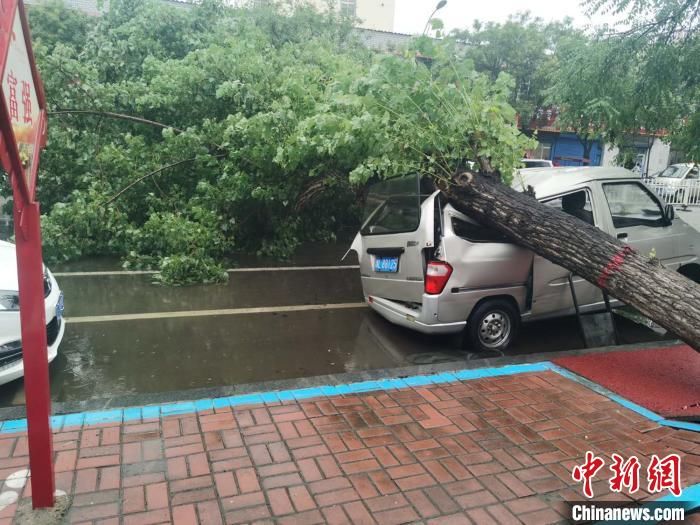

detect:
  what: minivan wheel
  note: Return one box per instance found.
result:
[465,299,519,352]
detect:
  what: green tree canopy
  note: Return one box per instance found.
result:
[20,0,531,284]
[548,0,700,161]
[451,13,581,122]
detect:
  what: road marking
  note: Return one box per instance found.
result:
[228,265,358,273]
[66,302,367,323]
[53,265,359,277]
[54,270,158,276]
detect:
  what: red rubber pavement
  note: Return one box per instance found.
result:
[553,344,700,420]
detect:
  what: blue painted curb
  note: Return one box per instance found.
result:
[0,360,696,435]
[655,482,700,511]
[0,361,551,433]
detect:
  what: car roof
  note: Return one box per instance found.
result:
[511,166,637,199]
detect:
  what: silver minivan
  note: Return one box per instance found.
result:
[347,167,700,352]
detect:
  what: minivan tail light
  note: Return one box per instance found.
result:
[425,261,453,295]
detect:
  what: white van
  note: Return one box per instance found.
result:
[347,167,700,352]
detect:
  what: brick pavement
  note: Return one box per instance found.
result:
[0,370,698,524]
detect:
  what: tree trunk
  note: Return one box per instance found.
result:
[582,141,593,165]
[577,134,593,165]
[441,172,700,350]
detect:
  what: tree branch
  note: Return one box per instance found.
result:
[49,110,185,134]
[103,157,198,206]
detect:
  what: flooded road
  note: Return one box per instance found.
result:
[0,259,672,407]
[57,268,362,317]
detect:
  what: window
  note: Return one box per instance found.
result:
[451,217,509,243]
[543,190,594,226]
[361,175,421,235]
[687,167,699,180]
[522,159,552,168]
[339,0,356,17]
[526,142,552,161]
[602,182,665,228]
[658,165,686,179]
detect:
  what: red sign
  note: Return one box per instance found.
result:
[0,0,47,201]
[0,0,54,509]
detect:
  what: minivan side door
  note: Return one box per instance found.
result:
[528,188,606,318]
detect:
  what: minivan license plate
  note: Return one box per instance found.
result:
[374,256,398,273]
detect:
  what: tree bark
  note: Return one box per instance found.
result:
[441,172,700,350]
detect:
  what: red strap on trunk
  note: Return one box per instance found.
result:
[597,246,634,289]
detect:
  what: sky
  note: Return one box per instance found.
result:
[392,0,622,34]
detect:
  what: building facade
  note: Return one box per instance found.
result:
[320,0,396,32]
[25,0,396,32]
[600,137,671,177]
[24,0,191,15]
[524,109,604,167]
[524,108,673,176]
[528,131,603,167]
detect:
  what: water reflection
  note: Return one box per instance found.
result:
[52,242,359,273]
[0,216,12,241]
[0,309,408,405]
[60,268,363,318]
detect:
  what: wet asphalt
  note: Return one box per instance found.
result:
[0,245,673,407]
[60,269,362,317]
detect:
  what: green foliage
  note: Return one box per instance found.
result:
[452,13,581,121]
[123,209,230,269]
[155,255,228,286]
[585,0,699,39]
[24,0,532,284]
[27,0,91,52]
[549,0,700,159]
[545,37,628,153]
[41,188,129,262]
[123,210,231,284]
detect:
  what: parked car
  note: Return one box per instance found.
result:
[0,241,64,386]
[521,158,554,168]
[651,163,699,204]
[346,167,700,352]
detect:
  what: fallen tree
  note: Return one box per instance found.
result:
[30,0,700,340]
[304,38,700,351]
[441,171,700,350]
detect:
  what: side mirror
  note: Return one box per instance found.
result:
[665,204,675,222]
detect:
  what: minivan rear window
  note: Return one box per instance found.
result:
[361,175,422,235]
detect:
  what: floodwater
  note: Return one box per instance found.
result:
[60,269,362,317]
[52,241,358,273]
[0,251,672,407]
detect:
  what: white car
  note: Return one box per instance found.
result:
[652,163,699,203]
[654,163,698,182]
[0,240,64,386]
[521,158,554,168]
